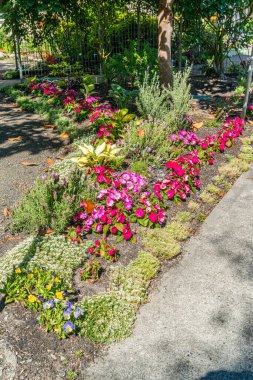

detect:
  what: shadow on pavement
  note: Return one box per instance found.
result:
[199,370,253,379]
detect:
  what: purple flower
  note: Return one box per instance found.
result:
[63,308,72,320]
[43,300,55,309]
[63,321,75,334]
[64,300,72,309]
[73,307,84,319]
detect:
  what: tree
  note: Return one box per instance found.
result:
[158,0,174,87]
[174,0,253,76]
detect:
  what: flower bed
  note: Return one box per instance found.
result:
[1,79,252,344]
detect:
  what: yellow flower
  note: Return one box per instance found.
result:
[28,294,37,303]
[46,284,52,290]
[55,291,64,300]
[15,268,21,274]
[54,278,61,283]
[28,273,34,278]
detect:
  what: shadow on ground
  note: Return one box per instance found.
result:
[0,103,61,159]
[199,370,253,380]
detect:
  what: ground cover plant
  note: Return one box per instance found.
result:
[1,72,253,348]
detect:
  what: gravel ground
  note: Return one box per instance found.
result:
[0,95,62,256]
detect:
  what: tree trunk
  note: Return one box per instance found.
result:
[158,0,174,87]
[178,16,183,71]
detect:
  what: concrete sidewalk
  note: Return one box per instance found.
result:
[83,165,253,380]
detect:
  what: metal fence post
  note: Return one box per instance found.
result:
[242,45,253,119]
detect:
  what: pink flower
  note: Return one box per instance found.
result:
[135,208,145,218]
[96,223,102,233]
[167,189,175,199]
[123,230,133,240]
[111,226,117,234]
[148,213,158,223]
[95,240,100,248]
[248,104,253,111]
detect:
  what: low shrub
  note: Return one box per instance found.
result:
[110,252,160,304]
[0,235,90,287]
[77,292,136,343]
[10,169,95,234]
[123,121,175,166]
[136,68,192,131]
[141,228,181,259]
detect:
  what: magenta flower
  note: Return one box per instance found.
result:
[135,208,145,218]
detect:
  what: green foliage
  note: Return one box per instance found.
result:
[166,222,192,241]
[80,74,96,96]
[103,42,158,85]
[141,227,182,260]
[3,70,19,79]
[0,235,90,287]
[48,61,83,77]
[123,121,175,167]
[109,84,139,109]
[187,200,200,211]
[136,68,192,131]
[7,87,77,134]
[173,211,193,223]
[66,371,78,380]
[218,158,249,179]
[1,267,69,309]
[136,72,168,122]
[10,169,94,234]
[206,184,221,194]
[204,120,221,128]
[126,252,160,282]
[77,292,136,343]
[129,160,149,176]
[110,252,160,304]
[80,260,102,282]
[71,142,123,168]
[199,190,217,204]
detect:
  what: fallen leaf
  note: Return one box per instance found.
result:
[47,158,55,166]
[20,162,38,166]
[193,122,203,129]
[38,227,55,236]
[138,127,145,138]
[42,168,49,172]
[83,278,98,284]
[225,140,232,148]
[248,120,253,125]
[44,124,56,129]
[5,236,23,241]
[8,136,23,142]
[16,108,22,112]
[82,200,95,214]
[3,207,10,217]
[218,191,225,197]
[56,156,65,161]
[58,132,70,139]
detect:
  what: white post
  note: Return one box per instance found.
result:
[242,45,253,119]
[16,35,23,83]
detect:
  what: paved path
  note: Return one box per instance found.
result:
[0,95,62,257]
[84,166,253,380]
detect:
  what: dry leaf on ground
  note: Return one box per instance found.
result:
[3,207,10,217]
[5,236,23,241]
[20,161,38,166]
[47,158,55,166]
[193,122,203,129]
[7,136,24,142]
[58,132,70,139]
[44,124,56,129]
